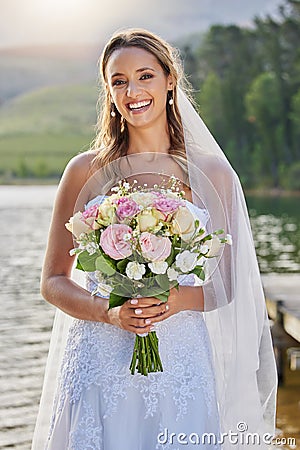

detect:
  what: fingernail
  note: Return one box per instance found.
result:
[150,325,155,331]
[166,305,170,311]
[135,308,143,315]
[130,299,138,305]
[145,319,151,325]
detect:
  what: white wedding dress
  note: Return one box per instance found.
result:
[45,198,221,450]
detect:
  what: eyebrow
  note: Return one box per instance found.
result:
[111,67,155,78]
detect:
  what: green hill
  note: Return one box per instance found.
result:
[0,83,99,181]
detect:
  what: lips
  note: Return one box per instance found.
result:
[127,99,152,112]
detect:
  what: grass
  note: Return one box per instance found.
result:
[0,83,98,182]
[0,133,93,180]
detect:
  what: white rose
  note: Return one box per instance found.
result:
[175,250,198,273]
[148,261,168,274]
[167,267,179,281]
[207,235,223,257]
[170,206,195,241]
[226,234,233,245]
[126,261,146,280]
[65,212,93,238]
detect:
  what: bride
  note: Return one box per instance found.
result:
[32,29,277,449]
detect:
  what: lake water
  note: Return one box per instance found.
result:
[0,185,299,449]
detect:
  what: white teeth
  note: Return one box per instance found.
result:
[128,100,151,110]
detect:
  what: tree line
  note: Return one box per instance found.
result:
[180,0,300,190]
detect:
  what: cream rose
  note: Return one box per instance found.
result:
[170,206,195,241]
[97,200,116,226]
[137,209,159,232]
[129,192,155,208]
[65,212,94,238]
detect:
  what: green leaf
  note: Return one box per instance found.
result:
[95,255,116,276]
[156,274,170,292]
[77,250,98,272]
[193,266,206,281]
[75,258,84,271]
[116,258,128,273]
[109,292,127,309]
[154,291,169,303]
[165,246,176,265]
[112,279,135,297]
[214,229,224,235]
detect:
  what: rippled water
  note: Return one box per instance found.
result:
[0,186,299,449]
[0,186,56,449]
[248,195,300,273]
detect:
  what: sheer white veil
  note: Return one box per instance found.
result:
[32,88,277,449]
[178,89,277,442]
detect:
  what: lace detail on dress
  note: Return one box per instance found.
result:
[68,400,103,450]
[49,307,217,433]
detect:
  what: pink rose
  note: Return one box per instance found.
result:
[139,232,171,261]
[81,204,100,230]
[82,204,99,219]
[115,197,140,220]
[100,224,133,260]
[153,195,183,217]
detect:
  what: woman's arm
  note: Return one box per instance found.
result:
[40,152,110,322]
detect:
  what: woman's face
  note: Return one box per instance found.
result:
[106,46,173,130]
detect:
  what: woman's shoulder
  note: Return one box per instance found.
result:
[65,150,98,174]
[61,150,99,186]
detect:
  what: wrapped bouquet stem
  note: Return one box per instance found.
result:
[130,329,163,376]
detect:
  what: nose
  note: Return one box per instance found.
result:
[126,80,141,98]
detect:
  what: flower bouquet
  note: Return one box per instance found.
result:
[65,176,232,376]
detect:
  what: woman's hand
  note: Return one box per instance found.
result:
[106,296,170,334]
[106,285,204,333]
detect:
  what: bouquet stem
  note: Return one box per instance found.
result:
[130,332,163,376]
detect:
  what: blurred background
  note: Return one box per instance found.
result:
[0,0,299,448]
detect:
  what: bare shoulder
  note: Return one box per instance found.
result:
[63,150,97,181]
[54,150,99,213]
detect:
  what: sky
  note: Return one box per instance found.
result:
[0,0,282,48]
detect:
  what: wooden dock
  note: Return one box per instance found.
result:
[261,273,300,383]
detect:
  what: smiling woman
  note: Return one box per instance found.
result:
[32,28,277,450]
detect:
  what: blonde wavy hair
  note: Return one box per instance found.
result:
[91,28,190,171]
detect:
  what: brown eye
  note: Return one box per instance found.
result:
[140,73,153,80]
[113,79,126,86]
